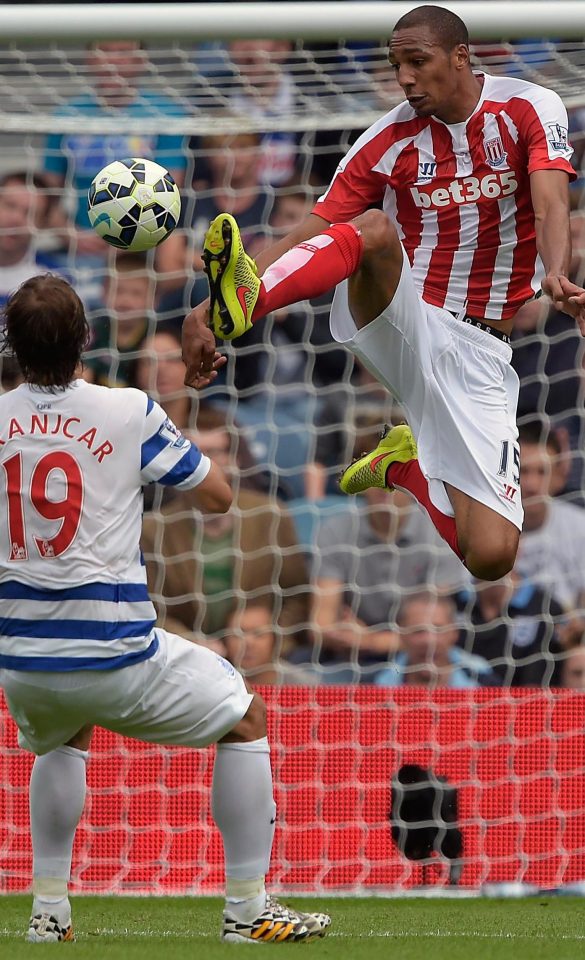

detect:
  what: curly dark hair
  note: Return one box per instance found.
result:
[1,274,89,388]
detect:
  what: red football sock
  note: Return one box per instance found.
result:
[388,460,464,562]
[252,222,364,323]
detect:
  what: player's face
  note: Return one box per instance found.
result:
[388,27,467,120]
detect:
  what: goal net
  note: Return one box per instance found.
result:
[0,2,584,896]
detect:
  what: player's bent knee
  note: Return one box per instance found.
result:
[356,208,401,261]
[465,542,518,582]
[220,692,267,744]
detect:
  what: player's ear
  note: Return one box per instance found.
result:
[454,43,470,70]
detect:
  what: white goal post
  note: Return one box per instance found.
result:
[0,2,584,42]
[1,1,585,137]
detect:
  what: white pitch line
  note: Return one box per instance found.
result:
[2,927,585,941]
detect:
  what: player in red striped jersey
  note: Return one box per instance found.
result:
[182,4,585,582]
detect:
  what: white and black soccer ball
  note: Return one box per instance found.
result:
[87,157,181,251]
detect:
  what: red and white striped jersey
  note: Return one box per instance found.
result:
[314,74,575,321]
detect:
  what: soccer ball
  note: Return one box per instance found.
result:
[87,158,181,251]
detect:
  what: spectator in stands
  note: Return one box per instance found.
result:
[84,251,156,388]
[304,369,398,500]
[458,571,564,686]
[208,189,348,424]
[227,40,299,187]
[306,441,470,682]
[141,415,309,649]
[158,127,278,315]
[515,422,585,610]
[0,172,64,307]
[560,641,585,689]
[136,323,196,431]
[224,601,318,686]
[512,296,585,502]
[42,41,187,255]
[269,188,315,239]
[374,592,499,688]
[158,129,274,295]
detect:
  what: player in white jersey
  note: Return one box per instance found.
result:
[182,4,585,583]
[0,275,330,944]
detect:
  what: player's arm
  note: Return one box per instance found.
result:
[182,459,232,513]
[139,396,232,512]
[533,169,585,335]
[181,213,330,389]
[531,168,571,277]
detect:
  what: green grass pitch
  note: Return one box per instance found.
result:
[1,895,584,958]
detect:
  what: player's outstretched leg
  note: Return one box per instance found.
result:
[212,693,330,943]
[339,423,418,494]
[26,745,89,943]
[202,213,365,341]
[202,213,261,339]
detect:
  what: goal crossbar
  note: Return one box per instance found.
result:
[0,2,584,42]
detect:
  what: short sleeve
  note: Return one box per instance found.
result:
[516,87,576,180]
[139,395,210,488]
[313,121,391,223]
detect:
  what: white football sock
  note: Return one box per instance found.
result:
[212,737,276,921]
[30,745,88,911]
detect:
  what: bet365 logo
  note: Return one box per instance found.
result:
[410,172,518,209]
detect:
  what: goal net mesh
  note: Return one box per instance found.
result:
[0,18,584,895]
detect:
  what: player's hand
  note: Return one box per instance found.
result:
[541,275,585,336]
[182,300,227,389]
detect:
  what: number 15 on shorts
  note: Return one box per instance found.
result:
[498,440,520,487]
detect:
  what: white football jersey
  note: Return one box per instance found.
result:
[0,380,210,671]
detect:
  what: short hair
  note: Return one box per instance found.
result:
[393,4,469,51]
[517,420,562,455]
[2,275,88,389]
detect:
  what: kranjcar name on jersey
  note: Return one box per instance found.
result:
[314,73,575,323]
[0,381,210,671]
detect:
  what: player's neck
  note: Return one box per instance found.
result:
[434,72,484,125]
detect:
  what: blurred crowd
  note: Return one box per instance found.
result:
[1,39,585,689]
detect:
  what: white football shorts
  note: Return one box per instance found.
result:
[1,629,253,755]
[330,245,523,530]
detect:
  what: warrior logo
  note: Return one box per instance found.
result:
[416,161,437,184]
